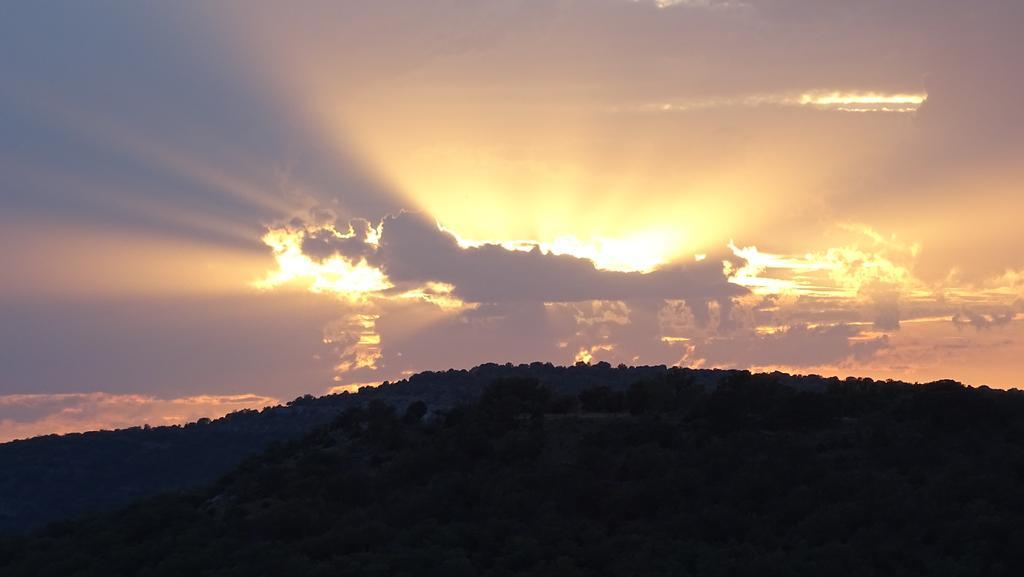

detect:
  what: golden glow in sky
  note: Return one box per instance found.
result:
[445,226,686,273]
[728,235,919,299]
[253,227,392,299]
[799,91,927,112]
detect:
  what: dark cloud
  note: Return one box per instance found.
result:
[343,301,574,384]
[354,212,746,305]
[301,218,377,262]
[870,290,901,331]
[693,323,889,369]
[952,309,1017,331]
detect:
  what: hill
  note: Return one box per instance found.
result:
[0,362,716,533]
[2,368,1024,576]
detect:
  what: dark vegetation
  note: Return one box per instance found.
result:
[0,399,336,534]
[0,362,680,534]
[3,368,1024,576]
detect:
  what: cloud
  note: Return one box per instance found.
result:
[869,290,902,331]
[322,313,383,373]
[651,292,892,371]
[689,323,889,369]
[638,0,746,9]
[0,392,279,442]
[264,211,747,307]
[301,218,379,262]
[256,214,1024,387]
[629,90,927,114]
[252,212,751,384]
[375,212,745,304]
[952,309,1018,331]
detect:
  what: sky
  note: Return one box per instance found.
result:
[2,0,1023,440]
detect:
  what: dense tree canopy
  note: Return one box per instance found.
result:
[0,363,809,533]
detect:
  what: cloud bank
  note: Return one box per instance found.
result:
[0,392,279,443]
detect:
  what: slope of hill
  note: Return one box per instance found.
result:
[0,362,742,534]
[2,370,1024,576]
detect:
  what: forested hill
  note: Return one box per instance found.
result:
[0,362,1014,537]
[0,362,739,534]
[3,371,1024,576]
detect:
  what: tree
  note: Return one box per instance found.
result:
[402,400,429,424]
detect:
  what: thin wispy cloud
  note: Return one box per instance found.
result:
[623,90,927,114]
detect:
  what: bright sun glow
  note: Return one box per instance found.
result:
[728,236,922,299]
[799,91,927,112]
[394,282,467,311]
[442,225,686,273]
[253,224,473,312]
[252,227,392,299]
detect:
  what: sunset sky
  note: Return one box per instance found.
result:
[2,0,1023,440]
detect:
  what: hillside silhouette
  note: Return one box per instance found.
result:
[0,362,684,533]
[3,365,1024,575]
